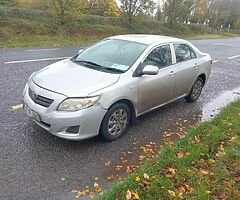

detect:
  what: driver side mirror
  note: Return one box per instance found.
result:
[141,65,159,76]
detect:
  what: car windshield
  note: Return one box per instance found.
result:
[73,39,147,73]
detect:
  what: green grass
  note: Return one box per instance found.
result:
[1,6,239,48]
[101,100,240,199]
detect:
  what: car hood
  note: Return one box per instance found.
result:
[32,59,120,97]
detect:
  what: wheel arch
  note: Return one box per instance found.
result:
[198,73,206,86]
[107,99,137,125]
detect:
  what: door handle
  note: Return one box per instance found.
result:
[169,71,175,76]
[194,63,199,69]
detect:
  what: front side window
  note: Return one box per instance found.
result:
[174,44,197,63]
[143,44,172,69]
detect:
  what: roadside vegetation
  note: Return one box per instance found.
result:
[101,100,240,199]
[0,0,240,48]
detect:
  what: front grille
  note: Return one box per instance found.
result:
[29,87,54,108]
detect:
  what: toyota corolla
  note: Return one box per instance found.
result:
[23,35,212,141]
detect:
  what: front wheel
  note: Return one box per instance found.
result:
[100,103,130,141]
[185,77,204,102]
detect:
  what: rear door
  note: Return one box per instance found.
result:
[172,43,199,98]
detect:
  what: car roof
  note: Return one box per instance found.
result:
[108,34,184,45]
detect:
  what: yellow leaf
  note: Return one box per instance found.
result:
[177,152,184,158]
[143,173,150,180]
[126,190,132,200]
[200,170,209,175]
[132,191,140,200]
[135,176,141,182]
[168,190,176,197]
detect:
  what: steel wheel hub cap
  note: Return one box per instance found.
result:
[192,80,203,99]
[108,109,128,136]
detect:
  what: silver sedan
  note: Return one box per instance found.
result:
[23,35,212,141]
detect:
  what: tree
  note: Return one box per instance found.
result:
[120,0,156,24]
[81,0,120,17]
[162,0,194,27]
[207,0,240,29]
[193,0,208,23]
[0,0,14,6]
[48,0,79,24]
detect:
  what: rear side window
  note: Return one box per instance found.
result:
[143,44,172,69]
[174,44,197,63]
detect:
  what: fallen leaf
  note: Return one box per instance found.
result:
[94,183,102,193]
[135,176,141,182]
[139,155,146,161]
[89,192,94,199]
[234,176,240,182]
[168,190,176,197]
[177,152,184,158]
[126,190,132,200]
[107,174,114,181]
[11,104,23,110]
[114,165,123,171]
[165,167,176,177]
[205,190,211,194]
[105,161,111,167]
[143,173,150,180]
[121,159,128,164]
[132,191,140,200]
[200,170,209,175]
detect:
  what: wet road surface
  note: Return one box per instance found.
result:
[0,38,240,200]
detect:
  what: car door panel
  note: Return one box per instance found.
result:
[173,44,199,98]
[137,68,176,114]
[173,59,199,97]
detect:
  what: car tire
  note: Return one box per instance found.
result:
[100,103,130,141]
[185,77,204,103]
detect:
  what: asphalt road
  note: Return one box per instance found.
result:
[1,38,240,200]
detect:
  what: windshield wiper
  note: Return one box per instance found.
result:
[74,60,103,68]
[72,59,124,73]
[100,66,124,73]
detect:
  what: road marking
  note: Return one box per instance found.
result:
[227,55,240,60]
[25,48,61,52]
[11,104,23,110]
[214,43,240,47]
[4,56,70,64]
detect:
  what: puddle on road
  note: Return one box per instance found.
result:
[201,87,240,121]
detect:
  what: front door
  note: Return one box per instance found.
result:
[137,44,176,114]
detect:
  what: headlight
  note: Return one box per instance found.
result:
[58,96,100,111]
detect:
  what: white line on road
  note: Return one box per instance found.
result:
[214,43,240,47]
[25,48,61,52]
[4,56,70,64]
[227,55,240,60]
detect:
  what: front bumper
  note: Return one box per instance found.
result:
[23,80,107,140]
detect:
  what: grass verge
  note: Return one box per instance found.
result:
[101,100,240,200]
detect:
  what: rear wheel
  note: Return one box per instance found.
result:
[185,77,204,102]
[100,103,130,141]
